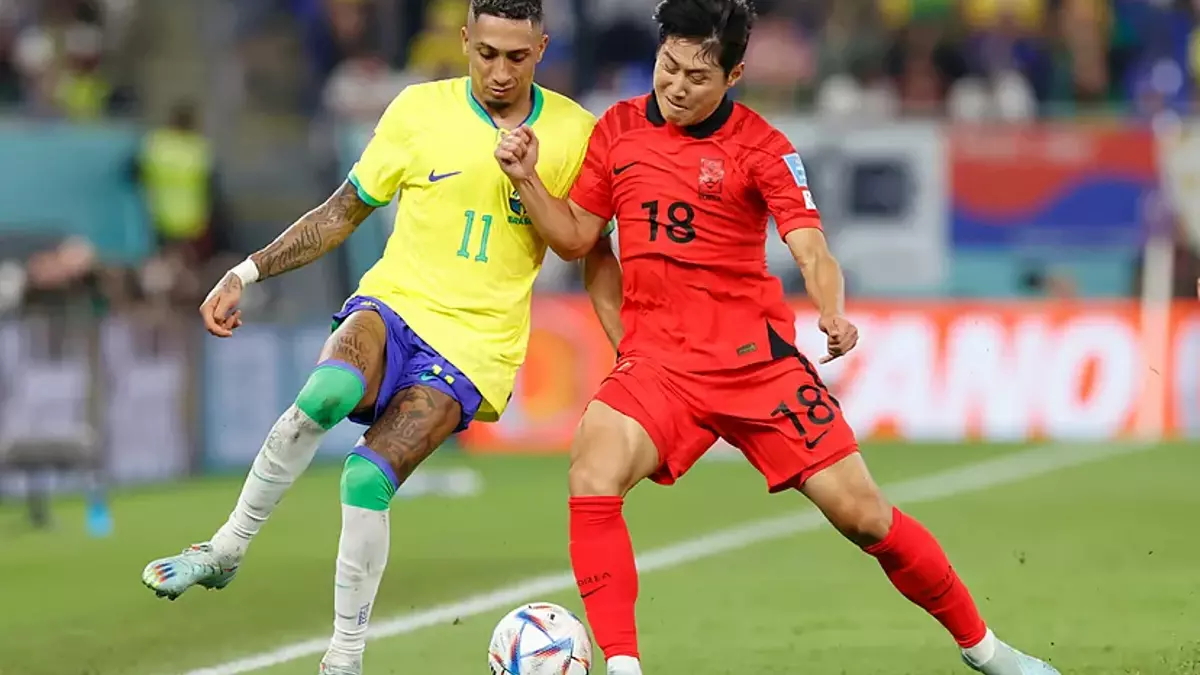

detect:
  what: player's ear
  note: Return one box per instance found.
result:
[725,62,745,89]
[460,25,470,55]
[537,32,549,63]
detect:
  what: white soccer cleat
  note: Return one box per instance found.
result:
[318,651,362,675]
[963,639,1060,675]
[141,542,239,601]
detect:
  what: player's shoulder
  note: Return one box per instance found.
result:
[597,95,649,128]
[535,85,597,136]
[536,85,594,123]
[729,101,792,149]
[381,77,465,118]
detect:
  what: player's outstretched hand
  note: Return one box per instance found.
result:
[817,314,858,364]
[199,272,244,338]
[494,126,540,181]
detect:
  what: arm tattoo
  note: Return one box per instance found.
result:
[251,181,376,280]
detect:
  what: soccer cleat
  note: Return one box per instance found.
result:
[141,543,238,601]
[963,639,1060,675]
[318,651,362,675]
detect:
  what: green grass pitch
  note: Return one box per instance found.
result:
[0,440,1196,675]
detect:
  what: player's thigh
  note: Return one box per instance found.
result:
[707,357,858,494]
[362,384,462,484]
[573,360,717,496]
[319,310,388,415]
[568,401,661,497]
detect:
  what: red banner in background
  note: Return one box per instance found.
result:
[459,298,1199,453]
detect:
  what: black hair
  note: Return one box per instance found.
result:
[470,0,543,23]
[653,0,755,74]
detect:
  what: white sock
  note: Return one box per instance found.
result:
[607,655,642,675]
[328,503,391,659]
[962,628,997,665]
[210,405,325,560]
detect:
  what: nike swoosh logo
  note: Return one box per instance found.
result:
[804,430,829,450]
[613,161,637,175]
[429,170,462,182]
[419,372,439,382]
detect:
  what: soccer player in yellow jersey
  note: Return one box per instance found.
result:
[140,2,618,673]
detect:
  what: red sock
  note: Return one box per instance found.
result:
[569,496,639,659]
[864,508,988,648]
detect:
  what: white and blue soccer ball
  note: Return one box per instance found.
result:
[488,602,592,674]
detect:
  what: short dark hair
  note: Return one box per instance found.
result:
[470,0,543,23]
[653,0,755,74]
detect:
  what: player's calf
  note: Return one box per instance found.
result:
[567,402,661,675]
[142,318,384,601]
[800,453,1057,673]
[325,385,461,664]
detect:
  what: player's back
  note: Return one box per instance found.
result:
[573,95,821,373]
[349,77,595,419]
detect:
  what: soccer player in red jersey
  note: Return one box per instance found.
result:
[496,2,1060,674]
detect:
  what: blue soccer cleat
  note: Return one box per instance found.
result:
[141,542,238,601]
[963,639,1060,675]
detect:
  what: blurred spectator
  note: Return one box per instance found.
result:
[739,4,815,112]
[133,101,232,308]
[0,0,20,105]
[883,15,970,115]
[9,0,112,118]
[407,0,466,80]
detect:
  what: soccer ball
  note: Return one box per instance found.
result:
[488,602,592,674]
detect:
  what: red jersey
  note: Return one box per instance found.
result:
[569,94,822,372]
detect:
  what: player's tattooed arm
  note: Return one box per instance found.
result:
[583,234,624,352]
[250,181,375,280]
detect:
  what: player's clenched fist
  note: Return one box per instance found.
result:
[199,272,244,338]
[494,126,540,181]
[817,314,858,364]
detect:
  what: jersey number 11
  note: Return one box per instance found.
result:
[457,209,493,263]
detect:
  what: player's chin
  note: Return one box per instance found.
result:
[484,92,516,110]
[663,107,702,127]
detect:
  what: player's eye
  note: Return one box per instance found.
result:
[689,74,708,85]
[479,49,498,60]
[509,53,528,63]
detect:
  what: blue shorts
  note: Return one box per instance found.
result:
[331,295,483,432]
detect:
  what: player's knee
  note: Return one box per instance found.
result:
[832,496,893,548]
[568,453,630,497]
[295,363,367,430]
[340,452,396,511]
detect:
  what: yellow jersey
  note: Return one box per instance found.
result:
[347,77,595,422]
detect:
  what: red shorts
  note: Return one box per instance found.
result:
[594,355,858,492]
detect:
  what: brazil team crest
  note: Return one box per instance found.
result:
[508,188,532,225]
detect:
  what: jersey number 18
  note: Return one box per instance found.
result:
[641,200,696,244]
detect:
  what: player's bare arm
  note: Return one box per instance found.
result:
[252,181,375,278]
[199,181,375,337]
[583,235,624,352]
[495,127,608,260]
[784,228,858,363]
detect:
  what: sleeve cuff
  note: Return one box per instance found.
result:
[776,215,822,241]
[348,171,390,207]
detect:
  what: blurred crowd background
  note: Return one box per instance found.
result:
[2,0,1200,495]
[2,0,1199,317]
